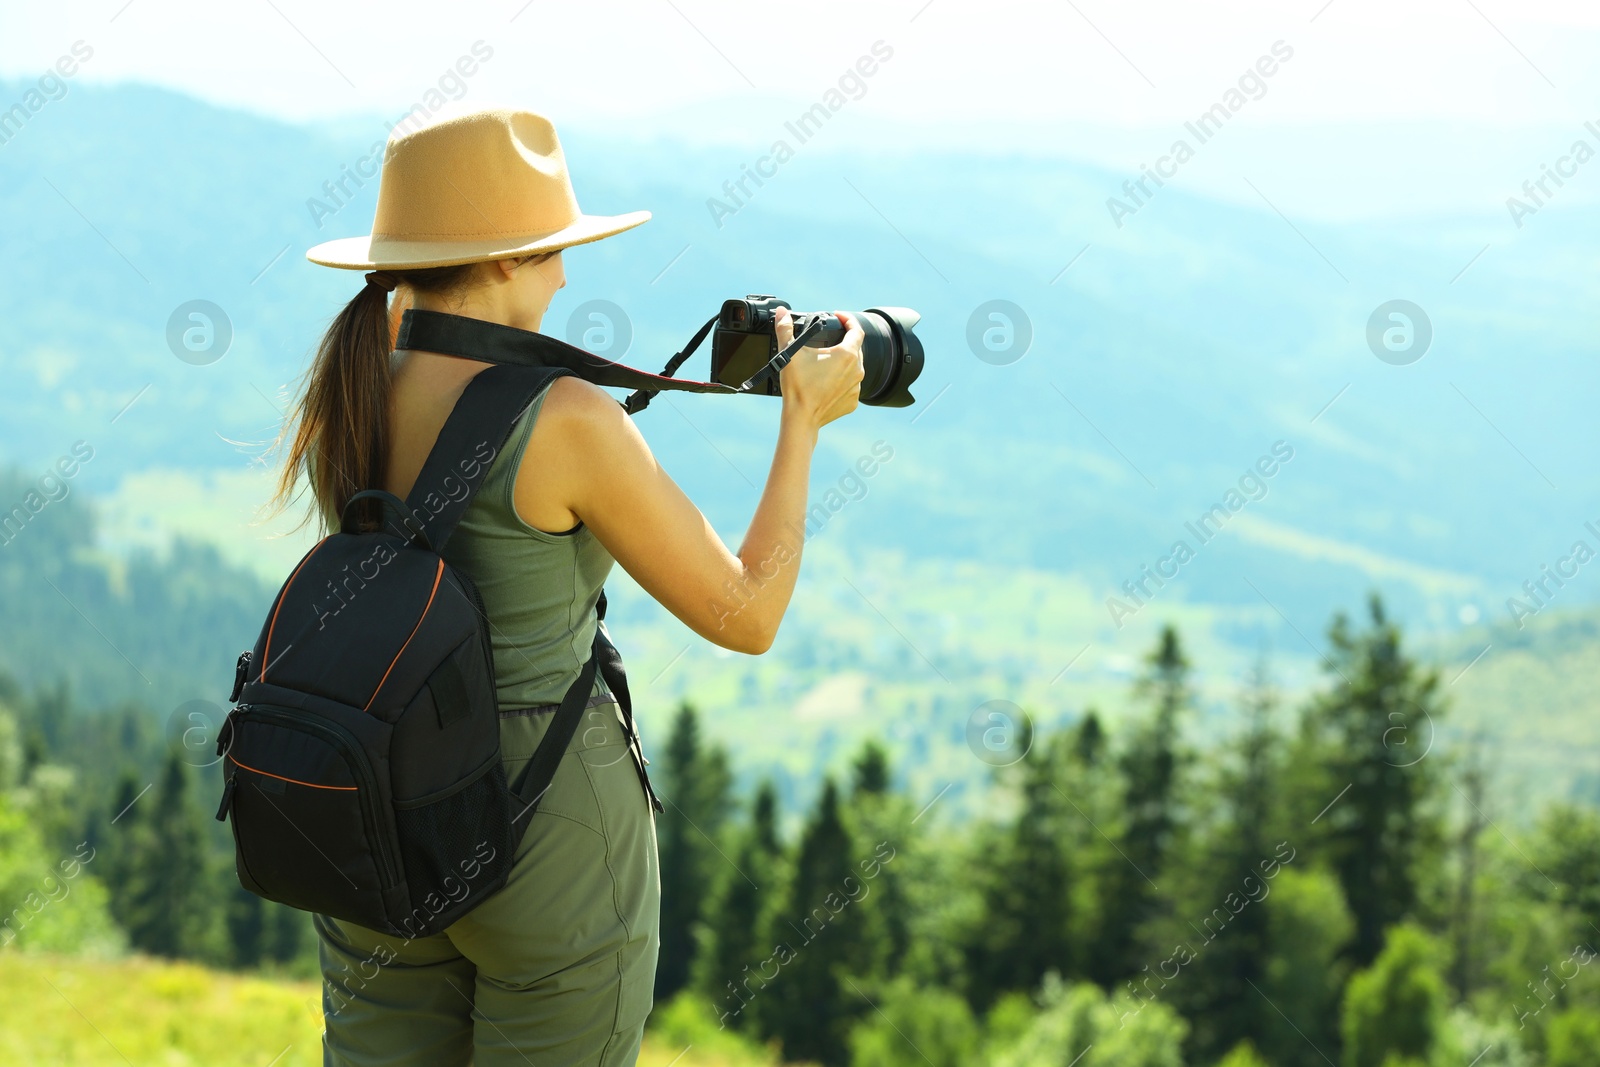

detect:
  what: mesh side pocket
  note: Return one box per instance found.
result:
[393,760,513,930]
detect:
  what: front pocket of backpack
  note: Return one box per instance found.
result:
[227,706,401,926]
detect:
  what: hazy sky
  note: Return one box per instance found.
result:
[5,1,1599,217]
[6,0,1597,124]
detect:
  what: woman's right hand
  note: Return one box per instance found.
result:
[775,306,865,430]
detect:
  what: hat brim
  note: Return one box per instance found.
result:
[305,210,652,270]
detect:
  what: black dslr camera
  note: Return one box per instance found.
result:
[710,295,925,408]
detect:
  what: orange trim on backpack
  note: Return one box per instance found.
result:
[261,537,331,683]
[228,754,357,791]
[363,557,445,713]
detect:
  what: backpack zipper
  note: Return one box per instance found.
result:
[260,538,330,683]
[364,558,445,713]
[215,708,240,822]
[230,651,252,704]
[215,774,237,822]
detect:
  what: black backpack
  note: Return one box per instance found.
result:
[213,361,661,940]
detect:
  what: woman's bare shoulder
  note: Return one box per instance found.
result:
[518,374,636,474]
[536,374,630,434]
[512,373,645,532]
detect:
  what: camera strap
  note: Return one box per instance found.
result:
[396,309,738,415]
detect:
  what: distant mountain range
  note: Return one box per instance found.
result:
[1,80,1595,817]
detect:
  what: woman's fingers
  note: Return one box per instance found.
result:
[829,310,866,360]
[814,311,865,425]
[774,305,795,350]
[771,307,865,427]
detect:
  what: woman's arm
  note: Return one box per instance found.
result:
[516,308,865,654]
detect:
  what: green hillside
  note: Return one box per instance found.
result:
[1425,607,1600,808]
[4,459,1598,818]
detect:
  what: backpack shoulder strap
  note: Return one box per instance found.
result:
[404,362,572,554]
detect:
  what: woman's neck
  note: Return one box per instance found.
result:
[409,291,547,333]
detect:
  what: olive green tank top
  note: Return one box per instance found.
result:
[444,380,615,710]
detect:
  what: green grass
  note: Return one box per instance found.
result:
[0,952,777,1067]
[0,952,325,1066]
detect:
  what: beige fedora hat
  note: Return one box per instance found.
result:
[306,107,650,270]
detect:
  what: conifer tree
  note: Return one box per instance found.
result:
[1089,624,1192,986]
[655,701,733,1000]
[100,772,145,937]
[226,882,267,967]
[762,777,869,1066]
[1448,742,1489,1000]
[964,730,1075,1011]
[851,739,891,796]
[695,780,783,1030]
[123,752,218,958]
[264,899,307,964]
[1163,653,1285,1063]
[844,738,911,977]
[1300,594,1445,966]
[1073,709,1106,767]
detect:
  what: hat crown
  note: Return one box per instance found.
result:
[304,106,649,270]
[373,109,582,242]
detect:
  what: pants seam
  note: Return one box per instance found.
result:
[517,801,606,842]
[597,1027,621,1065]
[581,747,634,1040]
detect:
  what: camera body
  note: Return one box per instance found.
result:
[710,295,924,408]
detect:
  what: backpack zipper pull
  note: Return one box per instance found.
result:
[215,709,235,759]
[215,775,237,823]
[230,651,252,704]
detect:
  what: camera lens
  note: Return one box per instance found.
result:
[857,307,924,408]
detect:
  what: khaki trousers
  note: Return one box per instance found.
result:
[315,694,660,1066]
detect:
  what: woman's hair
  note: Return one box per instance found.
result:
[266,262,485,535]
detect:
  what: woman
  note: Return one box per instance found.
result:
[272,108,865,1066]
